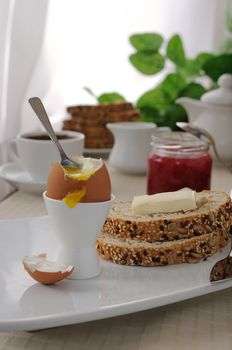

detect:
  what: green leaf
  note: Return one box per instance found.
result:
[162,104,188,130]
[203,54,232,81]
[98,92,125,104]
[136,74,186,122]
[129,51,165,75]
[137,87,171,111]
[195,53,215,68]
[166,34,186,67]
[176,59,201,80]
[139,104,188,129]
[129,33,163,52]
[138,106,164,125]
[178,82,206,100]
[159,73,186,100]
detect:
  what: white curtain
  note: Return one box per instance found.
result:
[0,0,48,198]
[0,0,48,144]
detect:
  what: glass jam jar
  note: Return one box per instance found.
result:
[147,131,212,194]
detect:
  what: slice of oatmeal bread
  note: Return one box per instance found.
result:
[103,191,232,242]
[97,229,230,267]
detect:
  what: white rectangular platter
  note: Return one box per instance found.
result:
[0,216,231,331]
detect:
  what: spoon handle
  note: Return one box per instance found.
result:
[28,97,68,162]
[177,122,232,175]
[201,130,232,174]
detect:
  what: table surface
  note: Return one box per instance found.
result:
[0,164,232,350]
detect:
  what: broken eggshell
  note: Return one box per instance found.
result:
[23,253,74,285]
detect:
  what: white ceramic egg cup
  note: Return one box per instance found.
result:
[43,192,114,279]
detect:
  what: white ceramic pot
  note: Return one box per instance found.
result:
[107,122,156,174]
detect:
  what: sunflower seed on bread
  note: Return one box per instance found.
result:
[97,229,230,266]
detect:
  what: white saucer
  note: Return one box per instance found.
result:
[0,162,46,195]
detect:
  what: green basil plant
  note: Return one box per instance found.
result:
[88,33,232,130]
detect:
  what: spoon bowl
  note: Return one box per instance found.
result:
[28,97,82,169]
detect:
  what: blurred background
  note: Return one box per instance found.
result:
[0,0,231,197]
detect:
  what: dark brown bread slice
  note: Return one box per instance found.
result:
[63,119,78,128]
[65,110,140,125]
[84,138,114,149]
[64,124,112,138]
[74,126,111,138]
[97,230,230,266]
[68,111,106,121]
[103,191,232,242]
[67,102,134,114]
[105,111,140,123]
[64,118,106,128]
[62,124,114,148]
[210,256,232,281]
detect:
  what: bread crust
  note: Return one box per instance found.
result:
[103,191,232,243]
[97,230,230,266]
[64,103,140,149]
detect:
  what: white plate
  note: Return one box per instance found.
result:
[0,163,46,195]
[0,216,232,331]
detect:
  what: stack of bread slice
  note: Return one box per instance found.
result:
[97,191,232,266]
[63,102,140,149]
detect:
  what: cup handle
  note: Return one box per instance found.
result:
[6,139,20,163]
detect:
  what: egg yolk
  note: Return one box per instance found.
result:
[63,187,87,208]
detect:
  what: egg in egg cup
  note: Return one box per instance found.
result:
[44,157,113,279]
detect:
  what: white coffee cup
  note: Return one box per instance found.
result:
[7,130,85,182]
[43,191,114,279]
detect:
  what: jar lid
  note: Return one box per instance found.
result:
[151,131,209,157]
[201,74,232,106]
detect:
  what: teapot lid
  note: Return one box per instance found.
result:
[201,74,232,106]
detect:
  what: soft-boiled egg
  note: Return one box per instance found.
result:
[46,157,111,207]
[23,254,74,285]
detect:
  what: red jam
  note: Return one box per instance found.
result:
[147,131,212,194]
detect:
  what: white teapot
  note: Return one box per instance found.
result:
[177,74,232,163]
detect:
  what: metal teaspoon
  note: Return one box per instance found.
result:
[29,97,82,169]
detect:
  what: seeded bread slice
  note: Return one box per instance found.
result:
[103,191,232,243]
[97,230,230,266]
